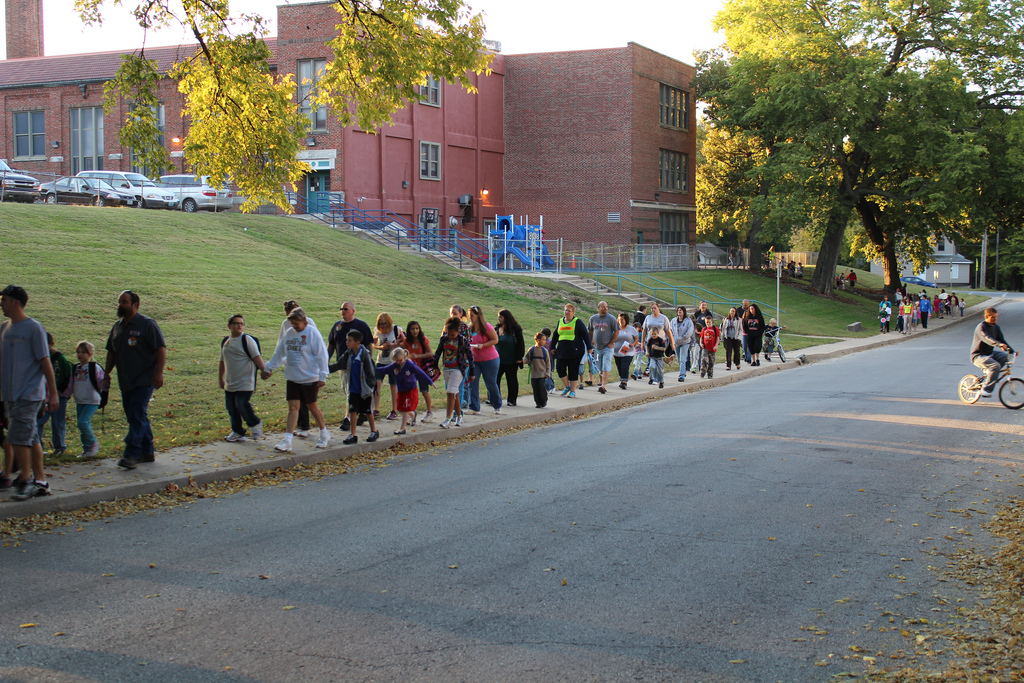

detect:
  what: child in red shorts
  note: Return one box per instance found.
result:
[376,347,435,435]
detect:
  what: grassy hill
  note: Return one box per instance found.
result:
[1,202,973,461]
[0,203,636,460]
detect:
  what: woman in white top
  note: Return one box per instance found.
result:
[611,313,640,390]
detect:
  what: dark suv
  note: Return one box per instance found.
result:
[0,160,39,203]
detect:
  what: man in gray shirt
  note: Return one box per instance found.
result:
[589,301,619,394]
[0,285,59,500]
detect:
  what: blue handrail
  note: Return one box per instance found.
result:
[288,192,488,269]
[570,256,783,317]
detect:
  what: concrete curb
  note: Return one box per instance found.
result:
[1,298,1003,521]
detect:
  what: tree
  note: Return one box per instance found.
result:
[78,0,492,212]
[698,0,1024,295]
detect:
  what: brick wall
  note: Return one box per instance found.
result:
[5,0,44,60]
[504,44,696,247]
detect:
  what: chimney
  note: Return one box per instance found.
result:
[6,0,44,59]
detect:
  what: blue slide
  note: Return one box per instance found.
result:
[493,244,555,269]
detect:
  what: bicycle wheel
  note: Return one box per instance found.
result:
[959,375,982,404]
[777,344,786,363]
[999,377,1024,409]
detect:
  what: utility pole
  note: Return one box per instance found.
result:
[980,232,988,290]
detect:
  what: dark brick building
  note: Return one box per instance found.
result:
[1,0,695,247]
[504,44,696,246]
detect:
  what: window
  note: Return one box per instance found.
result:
[419,141,440,179]
[70,107,104,175]
[297,59,328,131]
[660,84,688,129]
[130,103,165,176]
[419,75,440,106]
[659,149,688,192]
[659,213,688,245]
[14,111,45,159]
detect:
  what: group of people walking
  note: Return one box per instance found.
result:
[879,288,965,334]
[1,286,779,502]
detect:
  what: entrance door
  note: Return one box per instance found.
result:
[306,171,331,213]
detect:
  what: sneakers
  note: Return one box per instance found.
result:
[366,431,380,443]
[343,434,358,445]
[294,429,310,438]
[409,413,417,426]
[339,417,351,431]
[394,429,406,435]
[455,414,464,427]
[700,373,706,378]
[80,443,100,458]
[356,414,367,426]
[274,439,293,453]
[598,386,607,394]
[567,391,576,398]
[619,381,627,390]
[12,480,50,501]
[659,382,664,388]
[561,387,571,396]
[225,431,247,442]
[117,456,138,470]
[422,411,433,423]
[315,435,330,449]
[386,410,399,421]
[980,390,993,397]
[440,418,452,429]
[0,475,12,490]
[585,380,593,386]
[251,421,264,440]
[493,408,502,415]
[678,377,685,382]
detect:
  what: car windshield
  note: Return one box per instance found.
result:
[81,178,118,192]
[122,173,150,184]
[0,160,16,172]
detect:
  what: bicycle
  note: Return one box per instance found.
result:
[958,353,1024,408]
[763,327,786,363]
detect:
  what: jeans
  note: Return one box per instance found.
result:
[631,350,646,379]
[36,395,69,450]
[674,343,689,378]
[76,403,99,447]
[121,384,155,459]
[648,358,664,383]
[974,349,1008,393]
[743,335,751,363]
[614,355,632,382]
[530,378,548,407]
[225,390,260,435]
[469,357,501,411]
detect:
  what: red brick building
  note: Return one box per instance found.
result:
[504,45,696,246]
[1,0,694,247]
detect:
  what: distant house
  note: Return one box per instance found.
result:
[870,237,972,286]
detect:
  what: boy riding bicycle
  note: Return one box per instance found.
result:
[971,307,1014,397]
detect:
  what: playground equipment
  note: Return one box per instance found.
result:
[489,215,557,270]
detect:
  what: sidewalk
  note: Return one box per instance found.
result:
[0,301,998,520]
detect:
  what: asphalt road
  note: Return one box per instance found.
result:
[4,303,1024,682]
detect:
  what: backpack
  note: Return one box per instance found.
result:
[52,351,72,393]
[221,334,262,383]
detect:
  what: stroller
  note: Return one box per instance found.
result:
[763,326,786,363]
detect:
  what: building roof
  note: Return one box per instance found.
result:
[0,39,277,89]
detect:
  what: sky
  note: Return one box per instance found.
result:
[1,0,727,65]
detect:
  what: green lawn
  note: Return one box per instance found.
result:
[0,202,636,461]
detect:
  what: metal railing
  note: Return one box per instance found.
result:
[566,256,784,318]
[288,192,488,269]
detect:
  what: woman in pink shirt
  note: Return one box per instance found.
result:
[468,305,502,414]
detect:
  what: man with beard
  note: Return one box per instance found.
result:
[103,290,166,470]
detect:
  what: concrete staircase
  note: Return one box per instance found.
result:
[547,274,656,308]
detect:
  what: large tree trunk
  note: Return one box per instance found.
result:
[856,197,900,295]
[811,203,851,295]
[746,170,772,270]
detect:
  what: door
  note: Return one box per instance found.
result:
[306,171,331,213]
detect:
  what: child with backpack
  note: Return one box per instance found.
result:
[524,331,552,408]
[36,333,72,456]
[646,328,667,388]
[700,320,722,379]
[376,347,435,435]
[219,314,267,443]
[70,341,105,458]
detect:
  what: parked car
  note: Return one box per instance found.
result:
[38,177,137,207]
[0,159,39,203]
[901,276,938,288]
[158,174,234,213]
[75,170,175,209]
